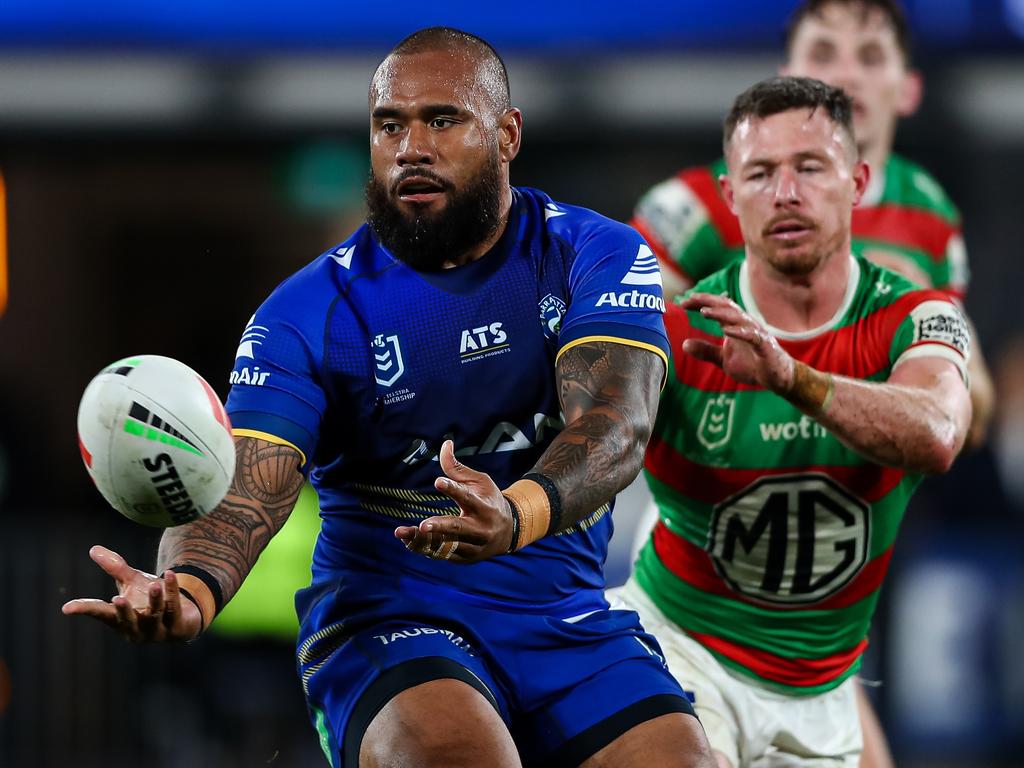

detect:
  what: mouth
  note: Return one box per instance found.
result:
[766,219,815,241]
[395,175,448,204]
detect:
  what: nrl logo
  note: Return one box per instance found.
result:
[697,394,735,450]
[373,333,405,387]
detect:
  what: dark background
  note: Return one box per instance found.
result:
[1,2,1023,766]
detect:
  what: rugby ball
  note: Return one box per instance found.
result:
[77,355,235,527]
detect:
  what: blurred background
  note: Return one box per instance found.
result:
[0,1,1022,766]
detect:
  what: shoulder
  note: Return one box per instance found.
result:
[882,154,961,224]
[635,161,724,217]
[527,188,643,251]
[258,225,381,319]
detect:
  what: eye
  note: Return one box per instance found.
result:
[799,163,823,174]
[429,117,456,129]
[860,45,885,67]
[746,170,767,181]
[381,122,402,135]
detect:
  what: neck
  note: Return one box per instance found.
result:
[442,184,513,268]
[745,246,854,334]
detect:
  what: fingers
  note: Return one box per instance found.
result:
[88,545,137,584]
[437,440,486,484]
[394,520,483,563]
[61,597,120,626]
[682,339,724,366]
[680,292,740,314]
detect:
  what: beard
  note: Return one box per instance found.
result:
[365,153,504,271]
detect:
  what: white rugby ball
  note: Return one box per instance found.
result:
[77,355,235,527]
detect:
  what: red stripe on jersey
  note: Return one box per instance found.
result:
[630,216,690,281]
[653,521,894,612]
[645,437,907,504]
[852,205,958,262]
[678,167,744,248]
[666,291,956,390]
[687,629,868,688]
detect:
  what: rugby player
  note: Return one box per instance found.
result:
[614,77,971,767]
[63,27,714,768]
[631,0,992,449]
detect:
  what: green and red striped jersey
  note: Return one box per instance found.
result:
[638,255,970,695]
[631,154,968,299]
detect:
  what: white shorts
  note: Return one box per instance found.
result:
[609,578,862,768]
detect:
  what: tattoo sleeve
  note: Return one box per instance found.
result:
[156,436,305,607]
[533,341,664,529]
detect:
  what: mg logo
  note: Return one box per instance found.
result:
[707,474,869,605]
[373,333,405,387]
[697,394,735,451]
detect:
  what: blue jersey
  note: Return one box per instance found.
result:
[225,187,670,627]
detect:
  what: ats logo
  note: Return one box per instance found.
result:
[460,322,509,363]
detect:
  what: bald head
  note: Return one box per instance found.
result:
[371,27,511,119]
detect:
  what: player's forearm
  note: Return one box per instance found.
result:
[784,362,965,475]
[530,404,650,527]
[156,438,304,625]
[528,342,661,529]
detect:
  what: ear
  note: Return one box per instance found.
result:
[498,108,523,163]
[719,172,736,214]
[897,69,923,118]
[851,159,870,206]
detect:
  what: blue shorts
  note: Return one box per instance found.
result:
[297,591,695,767]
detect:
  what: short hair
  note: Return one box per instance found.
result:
[723,76,854,154]
[378,26,511,114]
[785,0,912,64]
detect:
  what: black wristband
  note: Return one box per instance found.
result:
[177,587,206,634]
[523,472,563,535]
[502,495,522,554]
[167,564,224,617]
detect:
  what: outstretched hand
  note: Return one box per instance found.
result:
[61,545,202,642]
[681,292,795,393]
[395,440,515,564]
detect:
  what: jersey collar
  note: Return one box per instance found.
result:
[738,254,861,341]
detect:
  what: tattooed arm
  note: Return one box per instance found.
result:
[534,341,664,528]
[62,436,304,641]
[397,342,664,562]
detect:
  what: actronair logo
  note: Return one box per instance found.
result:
[759,416,829,442]
[596,289,665,312]
[124,402,203,457]
[621,244,662,287]
[235,315,269,360]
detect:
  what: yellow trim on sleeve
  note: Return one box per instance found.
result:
[556,336,670,386]
[232,429,307,467]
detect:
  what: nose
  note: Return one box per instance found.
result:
[825,53,864,99]
[773,166,801,207]
[396,122,435,166]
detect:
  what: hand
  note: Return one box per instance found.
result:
[681,292,795,393]
[61,545,203,642]
[394,440,515,564]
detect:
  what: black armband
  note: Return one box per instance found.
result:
[167,563,225,617]
[523,472,563,535]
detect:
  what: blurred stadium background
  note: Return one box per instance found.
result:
[1,1,1023,766]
